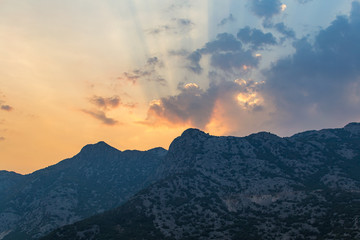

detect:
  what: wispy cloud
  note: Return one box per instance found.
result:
[119,57,167,86]
[0,95,13,112]
[83,94,136,125]
[148,18,194,35]
[90,96,121,110]
[1,105,13,112]
[82,109,118,126]
[218,14,236,26]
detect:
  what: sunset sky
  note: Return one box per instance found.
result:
[1,0,360,174]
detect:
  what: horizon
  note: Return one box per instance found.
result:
[4,121,358,176]
[1,0,360,174]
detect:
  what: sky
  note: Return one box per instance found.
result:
[1,0,360,174]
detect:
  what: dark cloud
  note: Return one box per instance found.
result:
[237,26,277,50]
[187,33,259,73]
[89,95,136,110]
[202,33,242,53]
[218,14,236,26]
[82,110,118,126]
[251,0,283,19]
[176,18,193,27]
[119,57,167,86]
[263,1,360,127]
[84,94,136,125]
[147,57,161,66]
[0,137,5,141]
[186,50,203,74]
[210,51,258,71]
[1,105,13,111]
[143,80,262,128]
[145,83,214,127]
[262,22,296,41]
[90,96,120,110]
[274,23,296,39]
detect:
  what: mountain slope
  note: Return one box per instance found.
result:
[0,142,166,239]
[42,123,360,240]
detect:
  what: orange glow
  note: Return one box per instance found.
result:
[236,92,262,109]
[205,100,231,135]
[184,83,199,89]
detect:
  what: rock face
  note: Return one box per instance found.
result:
[42,124,360,240]
[0,142,166,240]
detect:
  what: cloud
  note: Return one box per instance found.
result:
[146,56,161,66]
[148,18,194,35]
[237,26,277,50]
[90,96,120,110]
[187,33,259,73]
[218,14,236,26]
[176,18,193,27]
[273,23,296,39]
[297,0,313,4]
[168,49,189,56]
[263,1,360,128]
[82,110,118,126]
[0,136,5,141]
[143,80,263,130]
[119,57,166,86]
[250,0,283,19]
[262,22,296,41]
[84,94,136,125]
[186,50,204,74]
[1,105,13,111]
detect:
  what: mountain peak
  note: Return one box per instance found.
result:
[147,147,167,157]
[79,141,119,155]
[181,128,209,138]
[344,122,360,134]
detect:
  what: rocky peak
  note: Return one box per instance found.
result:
[180,128,208,138]
[248,131,282,141]
[147,147,167,157]
[344,122,360,134]
[79,141,120,156]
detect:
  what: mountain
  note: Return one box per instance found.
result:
[0,142,166,240]
[42,123,360,240]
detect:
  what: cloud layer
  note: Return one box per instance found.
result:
[142,1,360,135]
[187,32,261,73]
[144,80,264,131]
[264,1,360,128]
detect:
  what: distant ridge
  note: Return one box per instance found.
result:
[0,142,166,240]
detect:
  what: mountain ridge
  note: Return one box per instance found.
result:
[41,122,360,240]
